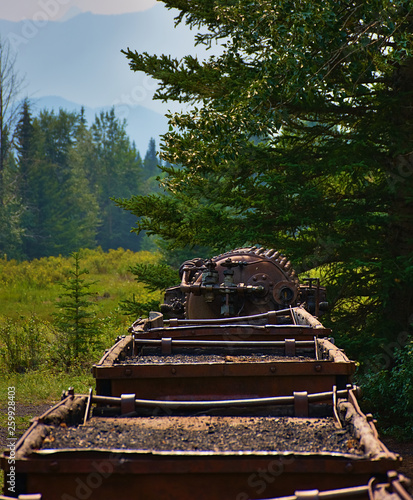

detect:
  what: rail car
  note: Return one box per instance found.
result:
[1,247,412,499]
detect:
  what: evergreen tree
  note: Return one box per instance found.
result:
[90,108,144,251]
[21,109,99,258]
[142,137,160,188]
[15,99,38,258]
[118,0,413,358]
[53,252,98,368]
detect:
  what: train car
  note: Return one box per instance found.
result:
[1,248,411,499]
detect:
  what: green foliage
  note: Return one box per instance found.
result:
[0,248,160,320]
[119,262,179,316]
[0,367,95,405]
[117,246,219,316]
[359,339,413,438]
[53,252,99,368]
[119,294,162,318]
[0,101,163,261]
[0,316,49,373]
[128,262,180,292]
[91,109,145,251]
[0,249,162,373]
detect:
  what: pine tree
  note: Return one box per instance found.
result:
[90,108,144,251]
[22,109,99,258]
[53,252,98,368]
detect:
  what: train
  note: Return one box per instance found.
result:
[1,247,412,499]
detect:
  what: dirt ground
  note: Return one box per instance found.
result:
[0,403,53,451]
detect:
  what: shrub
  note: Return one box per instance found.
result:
[359,339,413,438]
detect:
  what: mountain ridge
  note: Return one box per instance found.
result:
[0,5,208,153]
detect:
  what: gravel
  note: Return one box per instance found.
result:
[42,415,363,455]
[119,353,314,365]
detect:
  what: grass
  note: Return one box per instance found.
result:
[0,247,166,492]
[0,247,162,321]
[0,368,95,492]
[0,368,95,406]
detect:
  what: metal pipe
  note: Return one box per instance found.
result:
[165,309,292,325]
[91,387,356,410]
[148,324,317,332]
[133,339,315,348]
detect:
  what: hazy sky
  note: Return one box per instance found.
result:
[0,0,158,21]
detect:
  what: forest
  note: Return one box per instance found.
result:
[0,99,161,260]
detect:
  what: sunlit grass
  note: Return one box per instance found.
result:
[0,368,94,405]
[0,248,162,322]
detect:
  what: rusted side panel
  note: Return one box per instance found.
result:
[3,454,402,500]
[107,374,340,399]
[93,336,355,399]
[133,325,332,340]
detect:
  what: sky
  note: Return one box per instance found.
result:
[0,0,204,151]
[0,0,158,21]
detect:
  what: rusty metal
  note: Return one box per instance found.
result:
[93,335,355,400]
[179,248,302,319]
[83,387,93,424]
[161,336,172,354]
[332,386,342,429]
[131,307,326,330]
[257,472,411,499]
[293,391,309,417]
[133,324,332,340]
[1,390,403,500]
[120,393,136,415]
[387,471,413,500]
[133,338,316,348]
[285,338,297,356]
[91,386,356,409]
[165,309,292,325]
[1,247,411,499]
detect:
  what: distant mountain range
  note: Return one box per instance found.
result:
[0,5,216,155]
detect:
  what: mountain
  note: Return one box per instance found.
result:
[0,4,216,150]
[32,96,168,156]
[0,5,209,111]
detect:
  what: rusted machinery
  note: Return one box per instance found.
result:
[161,247,327,319]
[1,247,412,499]
[93,315,354,400]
